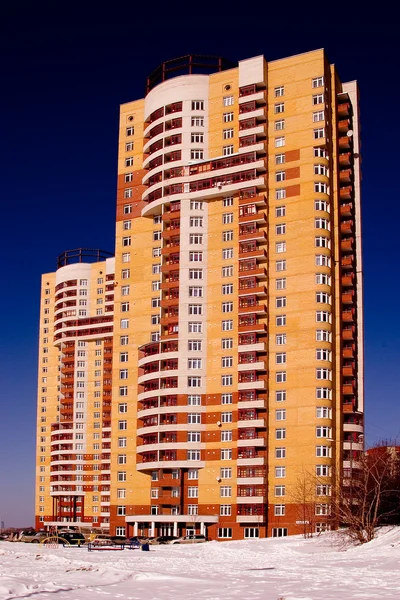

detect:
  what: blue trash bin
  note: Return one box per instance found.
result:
[141,542,150,551]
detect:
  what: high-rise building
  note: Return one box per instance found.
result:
[35,49,364,541]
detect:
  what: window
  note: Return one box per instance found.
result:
[221,448,232,460]
[188,376,201,388]
[316,406,332,419]
[189,269,203,280]
[275,136,285,147]
[223,96,234,106]
[190,217,203,227]
[188,322,202,333]
[220,485,232,497]
[222,320,233,331]
[276,296,286,308]
[276,315,286,326]
[189,287,203,299]
[316,445,331,457]
[119,403,128,413]
[276,428,286,440]
[221,430,232,442]
[152,264,161,274]
[314,128,325,139]
[276,171,286,182]
[126,142,133,152]
[221,394,232,405]
[315,504,331,516]
[123,220,131,230]
[276,334,286,345]
[316,485,332,497]
[316,292,331,304]
[314,182,328,194]
[275,119,285,131]
[189,251,203,262]
[188,340,202,351]
[313,110,325,122]
[222,302,233,313]
[315,218,330,230]
[153,215,162,224]
[223,112,234,122]
[220,505,232,516]
[222,248,234,259]
[126,126,134,136]
[316,387,332,399]
[314,147,328,158]
[276,390,286,402]
[275,485,286,497]
[222,284,233,295]
[316,425,332,438]
[192,100,204,110]
[118,472,127,482]
[276,260,286,272]
[190,201,204,211]
[221,412,232,423]
[188,358,202,370]
[188,395,201,406]
[275,466,286,478]
[315,199,330,212]
[276,226,286,239]
[223,145,234,156]
[188,304,203,315]
[275,102,284,114]
[223,196,234,206]
[188,486,198,498]
[314,164,328,176]
[276,371,286,383]
[222,265,234,277]
[222,375,233,386]
[312,76,324,88]
[124,173,133,183]
[316,348,331,361]
[191,132,204,143]
[187,450,201,461]
[218,528,232,539]
[275,447,286,459]
[276,206,286,218]
[152,248,161,258]
[191,149,204,161]
[188,468,199,479]
[222,356,233,368]
[125,156,134,167]
[191,116,204,127]
[189,234,203,245]
[276,242,286,253]
[222,338,233,349]
[276,353,286,365]
[313,93,324,105]
[276,409,286,421]
[316,368,331,380]
[315,255,331,267]
[316,329,331,342]
[274,504,286,516]
[222,230,233,242]
[119,386,128,396]
[223,128,234,139]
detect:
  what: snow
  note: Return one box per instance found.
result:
[1,528,400,600]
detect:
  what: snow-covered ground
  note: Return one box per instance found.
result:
[1,528,400,600]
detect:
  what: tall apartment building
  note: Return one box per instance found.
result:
[35,49,364,541]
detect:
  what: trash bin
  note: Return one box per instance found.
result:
[141,542,150,551]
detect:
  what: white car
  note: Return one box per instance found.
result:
[170,534,207,544]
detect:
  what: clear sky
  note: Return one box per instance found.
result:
[1,4,399,528]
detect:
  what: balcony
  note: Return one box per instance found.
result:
[338,119,350,134]
[341,220,354,235]
[339,169,352,184]
[343,381,356,395]
[341,255,354,269]
[342,273,354,287]
[342,290,355,304]
[339,152,351,167]
[343,363,355,377]
[343,344,355,359]
[340,186,353,201]
[338,102,351,118]
[342,326,355,341]
[340,203,353,218]
[342,309,355,322]
[338,136,352,150]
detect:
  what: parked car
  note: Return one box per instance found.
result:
[18,530,38,542]
[57,531,86,546]
[170,534,207,544]
[151,535,178,545]
[90,534,126,547]
[25,532,50,543]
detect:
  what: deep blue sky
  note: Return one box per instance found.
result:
[1,5,399,527]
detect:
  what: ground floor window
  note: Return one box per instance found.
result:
[315,522,331,533]
[116,527,126,536]
[244,528,259,539]
[272,527,288,537]
[218,527,232,539]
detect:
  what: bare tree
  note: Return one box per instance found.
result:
[331,445,400,544]
[289,469,318,538]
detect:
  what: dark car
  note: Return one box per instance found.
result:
[57,531,86,546]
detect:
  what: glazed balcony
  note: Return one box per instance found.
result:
[238,87,266,105]
[239,264,268,279]
[237,486,266,498]
[238,302,267,316]
[238,281,268,297]
[238,246,267,261]
[239,226,267,243]
[162,208,181,222]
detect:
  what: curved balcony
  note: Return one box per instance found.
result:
[137,404,206,421]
